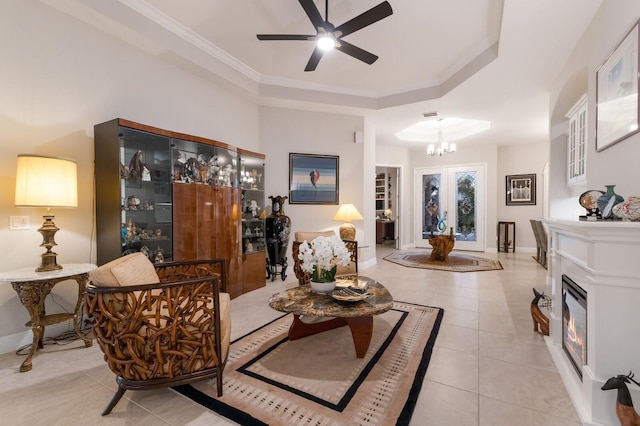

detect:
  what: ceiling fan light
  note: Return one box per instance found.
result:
[427,144,435,155]
[449,143,456,153]
[317,35,335,51]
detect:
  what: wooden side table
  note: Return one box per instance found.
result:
[0,263,96,372]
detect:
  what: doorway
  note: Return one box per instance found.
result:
[375,165,401,249]
[414,164,486,251]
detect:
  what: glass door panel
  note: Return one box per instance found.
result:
[415,165,485,251]
[455,171,477,242]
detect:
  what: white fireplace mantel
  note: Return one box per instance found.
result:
[543,219,640,426]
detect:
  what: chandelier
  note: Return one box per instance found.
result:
[427,119,456,156]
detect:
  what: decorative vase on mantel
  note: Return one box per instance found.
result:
[596,185,624,220]
[265,195,291,281]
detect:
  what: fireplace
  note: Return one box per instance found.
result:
[543,219,640,425]
[562,274,587,380]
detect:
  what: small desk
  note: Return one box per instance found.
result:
[376,220,395,244]
[268,277,393,358]
[0,263,96,372]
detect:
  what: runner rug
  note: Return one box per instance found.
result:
[384,251,503,272]
[174,301,443,425]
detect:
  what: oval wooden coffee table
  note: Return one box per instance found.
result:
[268,276,393,358]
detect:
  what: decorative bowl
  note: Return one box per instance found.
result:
[612,196,640,221]
[310,280,336,293]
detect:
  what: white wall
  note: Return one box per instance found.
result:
[0,1,258,349]
[258,106,368,261]
[550,0,640,217]
[497,143,549,251]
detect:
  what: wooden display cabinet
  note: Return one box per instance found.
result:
[94,118,266,298]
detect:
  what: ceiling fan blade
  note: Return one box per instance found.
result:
[304,47,324,72]
[257,34,316,41]
[299,0,325,31]
[334,1,393,37]
[336,40,378,65]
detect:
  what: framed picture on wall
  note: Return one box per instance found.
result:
[506,174,536,206]
[596,19,640,151]
[289,153,339,204]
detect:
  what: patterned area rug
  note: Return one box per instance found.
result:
[174,302,443,425]
[384,251,503,272]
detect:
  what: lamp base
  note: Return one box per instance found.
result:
[36,213,62,272]
[339,222,356,241]
[37,252,62,272]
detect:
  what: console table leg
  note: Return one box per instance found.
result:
[20,325,42,372]
[72,274,93,347]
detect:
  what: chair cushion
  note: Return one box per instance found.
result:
[294,230,335,242]
[90,252,160,287]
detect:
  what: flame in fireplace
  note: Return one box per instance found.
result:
[566,315,585,354]
[567,316,582,345]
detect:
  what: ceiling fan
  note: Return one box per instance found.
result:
[257,0,393,72]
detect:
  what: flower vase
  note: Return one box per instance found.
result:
[597,185,624,220]
[310,280,336,293]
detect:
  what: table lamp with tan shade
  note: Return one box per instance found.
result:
[14,154,78,272]
[332,203,363,241]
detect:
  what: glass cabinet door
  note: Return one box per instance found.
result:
[119,127,172,262]
[239,154,265,254]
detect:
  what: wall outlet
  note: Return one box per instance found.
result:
[9,216,29,230]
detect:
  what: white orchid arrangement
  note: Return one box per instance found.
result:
[298,235,351,283]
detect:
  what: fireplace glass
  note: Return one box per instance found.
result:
[562,274,587,380]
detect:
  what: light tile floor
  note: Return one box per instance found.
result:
[0,247,580,425]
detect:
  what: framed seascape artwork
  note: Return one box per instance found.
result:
[289,153,339,204]
[596,19,640,151]
[506,174,536,206]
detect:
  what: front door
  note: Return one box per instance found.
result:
[414,164,486,251]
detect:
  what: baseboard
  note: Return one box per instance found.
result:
[0,320,77,356]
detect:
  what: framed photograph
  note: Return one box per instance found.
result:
[289,153,339,204]
[506,174,536,206]
[596,19,640,151]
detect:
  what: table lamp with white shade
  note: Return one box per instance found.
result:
[332,203,363,241]
[14,154,78,272]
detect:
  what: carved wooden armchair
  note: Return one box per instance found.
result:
[291,231,358,285]
[85,254,230,415]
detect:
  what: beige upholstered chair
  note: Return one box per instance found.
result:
[529,219,548,268]
[85,253,231,415]
[291,231,358,285]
